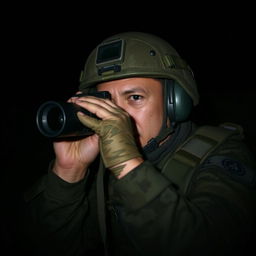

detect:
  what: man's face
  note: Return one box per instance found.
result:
[97,77,164,147]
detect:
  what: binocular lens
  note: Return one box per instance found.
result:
[46,106,64,131]
[36,101,66,137]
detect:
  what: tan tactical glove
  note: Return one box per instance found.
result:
[77,109,142,176]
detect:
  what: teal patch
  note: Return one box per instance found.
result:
[202,155,256,187]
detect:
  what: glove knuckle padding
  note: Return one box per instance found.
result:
[77,111,141,171]
[100,117,140,167]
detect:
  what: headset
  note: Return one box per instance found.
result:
[164,79,193,125]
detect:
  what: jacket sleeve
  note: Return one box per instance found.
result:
[110,137,256,256]
[19,166,102,256]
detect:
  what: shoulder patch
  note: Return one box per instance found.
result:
[201,155,256,187]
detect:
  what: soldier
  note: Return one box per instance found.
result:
[20,32,256,255]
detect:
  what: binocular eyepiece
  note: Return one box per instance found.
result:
[36,91,111,138]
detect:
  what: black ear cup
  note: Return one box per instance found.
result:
[165,79,193,124]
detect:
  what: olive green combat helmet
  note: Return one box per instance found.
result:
[79,31,199,107]
[79,32,200,151]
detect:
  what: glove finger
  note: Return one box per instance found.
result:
[77,112,101,133]
[78,97,124,117]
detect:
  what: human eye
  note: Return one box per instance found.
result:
[129,95,143,101]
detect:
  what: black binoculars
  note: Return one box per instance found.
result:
[36,91,111,138]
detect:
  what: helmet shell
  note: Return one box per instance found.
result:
[79,32,199,105]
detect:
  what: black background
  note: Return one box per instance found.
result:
[1,3,255,251]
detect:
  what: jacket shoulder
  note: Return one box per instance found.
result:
[161,122,256,192]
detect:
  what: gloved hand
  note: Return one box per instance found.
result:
[77,99,142,177]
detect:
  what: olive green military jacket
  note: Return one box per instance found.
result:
[21,124,256,256]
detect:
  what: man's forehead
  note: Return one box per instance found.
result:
[97,77,162,91]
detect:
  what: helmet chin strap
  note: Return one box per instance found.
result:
[143,126,174,154]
